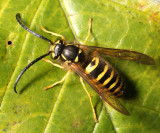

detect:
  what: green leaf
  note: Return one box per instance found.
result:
[0,0,160,132]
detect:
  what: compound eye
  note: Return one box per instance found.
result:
[53,41,64,60]
[54,40,64,45]
[59,40,64,45]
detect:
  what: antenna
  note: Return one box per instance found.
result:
[14,52,51,93]
[16,13,53,45]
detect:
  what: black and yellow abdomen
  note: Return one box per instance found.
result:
[85,57,124,96]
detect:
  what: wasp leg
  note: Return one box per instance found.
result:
[80,77,98,123]
[42,58,63,69]
[42,58,71,90]
[83,18,92,45]
[44,69,71,90]
[40,25,65,41]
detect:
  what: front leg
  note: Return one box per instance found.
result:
[44,69,71,90]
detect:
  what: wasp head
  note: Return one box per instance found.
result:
[50,40,64,59]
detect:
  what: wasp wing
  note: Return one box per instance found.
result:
[79,45,155,65]
[70,63,130,116]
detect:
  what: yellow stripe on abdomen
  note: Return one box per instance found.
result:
[85,57,99,74]
[96,64,108,81]
[107,75,119,91]
[113,82,123,94]
[102,70,114,86]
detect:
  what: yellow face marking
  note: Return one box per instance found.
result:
[96,64,108,81]
[51,53,55,58]
[79,49,82,54]
[50,44,56,58]
[61,54,67,61]
[108,75,119,90]
[54,40,60,44]
[113,82,123,94]
[55,40,64,45]
[85,57,99,74]
[74,56,79,62]
[50,45,55,52]
[102,70,114,86]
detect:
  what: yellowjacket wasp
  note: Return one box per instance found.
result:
[14,13,155,122]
